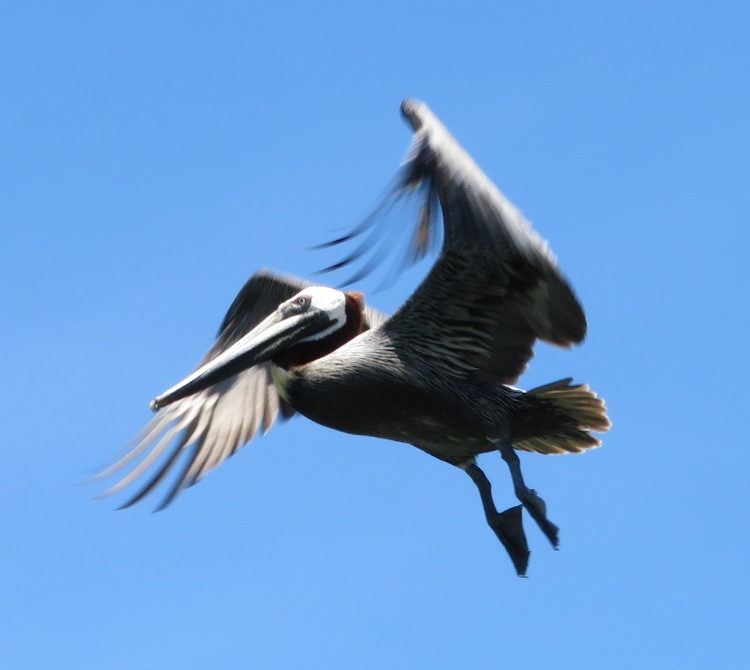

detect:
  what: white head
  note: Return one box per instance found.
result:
[283,286,348,341]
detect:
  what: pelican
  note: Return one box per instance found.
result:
[98,100,610,576]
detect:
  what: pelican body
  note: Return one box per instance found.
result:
[100,101,610,576]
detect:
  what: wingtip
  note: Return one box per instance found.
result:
[400,98,427,131]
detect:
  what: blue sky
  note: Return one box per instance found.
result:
[2,2,749,668]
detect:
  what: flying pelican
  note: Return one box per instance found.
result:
[98,100,610,576]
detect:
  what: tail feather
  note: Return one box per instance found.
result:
[513,378,611,455]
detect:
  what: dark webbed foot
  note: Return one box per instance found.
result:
[487,505,530,576]
[521,488,559,548]
[494,438,560,549]
[464,461,530,577]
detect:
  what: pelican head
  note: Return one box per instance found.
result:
[150,286,361,411]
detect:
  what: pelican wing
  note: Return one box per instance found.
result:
[98,269,385,508]
[393,100,586,382]
[329,100,586,383]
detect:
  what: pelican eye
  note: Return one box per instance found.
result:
[295,296,309,310]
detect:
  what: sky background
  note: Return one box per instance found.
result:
[2,2,749,668]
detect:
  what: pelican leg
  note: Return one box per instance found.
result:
[463,460,530,577]
[492,438,559,549]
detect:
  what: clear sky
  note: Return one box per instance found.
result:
[2,2,749,668]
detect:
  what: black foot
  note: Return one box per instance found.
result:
[521,488,559,549]
[488,505,530,577]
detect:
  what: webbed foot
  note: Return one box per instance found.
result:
[487,505,530,576]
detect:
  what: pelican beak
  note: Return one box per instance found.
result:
[150,307,332,411]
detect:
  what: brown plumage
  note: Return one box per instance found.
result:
[97,100,610,576]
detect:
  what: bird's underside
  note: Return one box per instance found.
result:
[97,100,610,577]
[272,329,519,463]
[271,331,608,576]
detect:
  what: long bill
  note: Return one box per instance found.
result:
[150,308,332,411]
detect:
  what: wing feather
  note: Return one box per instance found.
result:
[325,100,587,384]
[99,270,386,507]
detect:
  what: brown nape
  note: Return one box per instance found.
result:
[273,292,366,369]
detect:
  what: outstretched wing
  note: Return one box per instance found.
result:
[97,269,385,509]
[327,100,586,384]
